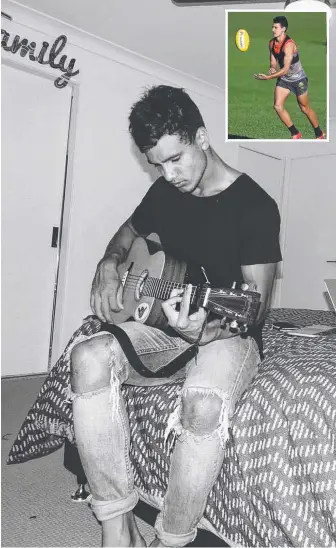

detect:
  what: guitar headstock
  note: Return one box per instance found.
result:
[203,282,260,327]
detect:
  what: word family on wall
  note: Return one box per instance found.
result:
[1,30,79,88]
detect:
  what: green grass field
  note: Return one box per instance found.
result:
[227,12,327,139]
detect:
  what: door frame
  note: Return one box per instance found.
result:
[2,56,79,371]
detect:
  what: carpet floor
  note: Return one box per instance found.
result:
[1,375,156,547]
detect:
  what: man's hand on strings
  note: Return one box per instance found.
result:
[161,285,220,344]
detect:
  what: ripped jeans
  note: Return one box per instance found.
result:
[70,321,260,547]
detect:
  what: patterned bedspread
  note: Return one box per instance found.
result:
[7,309,336,547]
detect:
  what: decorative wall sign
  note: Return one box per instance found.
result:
[1,30,79,88]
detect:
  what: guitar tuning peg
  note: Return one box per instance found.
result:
[241,282,249,291]
[229,320,239,332]
[231,281,237,289]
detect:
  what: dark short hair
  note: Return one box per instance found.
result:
[273,16,288,30]
[128,85,205,153]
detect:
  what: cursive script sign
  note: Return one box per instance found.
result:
[1,30,79,88]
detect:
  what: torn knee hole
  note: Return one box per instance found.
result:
[70,335,116,393]
[181,389,224,435]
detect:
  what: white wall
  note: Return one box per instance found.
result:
[1,4,239,363]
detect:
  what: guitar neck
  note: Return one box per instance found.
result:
[142,277,259,325]
[143,277,201,304]
[119,238,259,327]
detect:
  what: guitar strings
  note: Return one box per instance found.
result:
[122,283,199,299]
[120,275,249,320]
[120,275,195,296]
[123,282,197,292]
[206,297,245,312]
[122,276,246,297]
[121,276,247,305]
[120,274,249,317]
[121,273,249,295]
[120,273,188,289]
[122,281,246,314]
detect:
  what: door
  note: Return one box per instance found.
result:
[1,63,72,376]
[280,154,336,310]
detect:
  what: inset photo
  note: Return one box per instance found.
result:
[226,11,328,141]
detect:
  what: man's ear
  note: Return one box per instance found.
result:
[195,127,210,151]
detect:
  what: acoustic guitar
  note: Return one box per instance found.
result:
[110,237,260,330]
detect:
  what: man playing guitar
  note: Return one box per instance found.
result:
[70,85,282,547]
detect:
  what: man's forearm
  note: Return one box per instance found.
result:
[241,263,277,324]
[267,67,288,79]
[101,219,138,266]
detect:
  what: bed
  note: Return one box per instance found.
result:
[7,308,336,547]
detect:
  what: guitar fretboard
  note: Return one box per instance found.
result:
[142,277,203,304]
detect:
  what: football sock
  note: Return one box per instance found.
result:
[314,126,323,137]
[288,125,300,136]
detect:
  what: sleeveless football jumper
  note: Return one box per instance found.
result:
[270,35,307,83]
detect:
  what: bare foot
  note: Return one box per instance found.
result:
[102,511,146,547]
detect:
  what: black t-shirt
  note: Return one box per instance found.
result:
[131,173,282,356]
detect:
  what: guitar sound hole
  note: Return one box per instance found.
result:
[135,270,149,301]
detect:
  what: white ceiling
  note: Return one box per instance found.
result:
[6,0,280,89]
